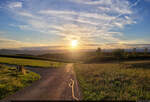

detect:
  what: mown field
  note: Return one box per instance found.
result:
[74,61,150,100]
[0,57,65,68]
[0,64,40,99]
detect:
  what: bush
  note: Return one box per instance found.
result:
[112,49,125,60]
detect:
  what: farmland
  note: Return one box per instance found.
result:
[0,64,40,99]
[74,61,150,100]
[0,57,65,68]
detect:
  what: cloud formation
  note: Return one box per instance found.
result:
[0,0,143,49]
[8,2,22,8]
[0,37,57,49]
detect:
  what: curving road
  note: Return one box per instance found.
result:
[2,64,81,101]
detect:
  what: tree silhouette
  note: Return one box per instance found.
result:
[144,48,148,55]
[96,47,101,56]
[112,49,125,60]
[132,48,136,56]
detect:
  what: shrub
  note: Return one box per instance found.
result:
[112,49,125,60]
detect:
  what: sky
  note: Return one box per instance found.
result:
[0,0,150,50]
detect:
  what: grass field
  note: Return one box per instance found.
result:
[0,64,40,99]
[74,61,150,100]
[0,57,65,68]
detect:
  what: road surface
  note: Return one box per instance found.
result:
[2,64,81,101]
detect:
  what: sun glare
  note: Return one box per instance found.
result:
[71,40,78,48]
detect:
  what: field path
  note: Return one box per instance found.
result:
[3,64,81,101]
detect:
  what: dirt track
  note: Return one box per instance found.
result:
[2,64,81,101]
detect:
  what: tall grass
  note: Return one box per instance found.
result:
[74,61,150,100]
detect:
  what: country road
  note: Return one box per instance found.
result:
[2,64,81,101]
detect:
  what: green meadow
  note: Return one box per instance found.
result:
[74,61,150,100]
[0,57,65,68]
[0,64,40,99]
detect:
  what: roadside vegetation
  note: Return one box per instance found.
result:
[74,61,150,100]
[0,57,65,68]
[84,48,150,63]
[0,64,40,99]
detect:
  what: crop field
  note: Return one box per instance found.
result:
[0,64,40,99]
[0,57,65,68]
[74,61,150,100]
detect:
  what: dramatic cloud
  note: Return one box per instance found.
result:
[0,37,56,49]
[0,38,28,48]
[8,2,22,8]
[1,0,143,49]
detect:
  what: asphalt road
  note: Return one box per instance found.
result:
[2,64,81,101]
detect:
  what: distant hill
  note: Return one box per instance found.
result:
[0,48,96,55]
[0,49,60,55]
[0,48,149,56]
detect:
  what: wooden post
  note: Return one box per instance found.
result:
[17,65,26,75]
[21,65,26,75]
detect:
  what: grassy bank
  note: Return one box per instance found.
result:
[0,64,40,99]
[74,61,150,100]
[0,57,65,68]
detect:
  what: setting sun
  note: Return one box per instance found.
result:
[71,40,78,47]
